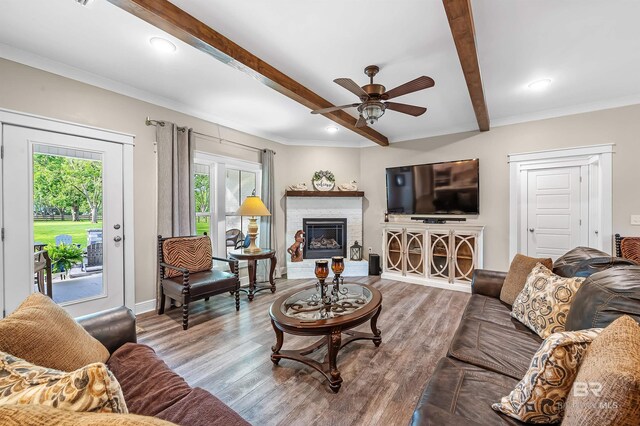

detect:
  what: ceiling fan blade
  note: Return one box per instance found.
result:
[355,115,367,128]
[311,103,360,114]
[385,102,427,116]
[382,76,435,100]
[334,78,369,99]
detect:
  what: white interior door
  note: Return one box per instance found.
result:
[2,125,124,317]
[526,166,585,260]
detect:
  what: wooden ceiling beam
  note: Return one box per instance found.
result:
[442,0,490,131]
[106,0,389,146]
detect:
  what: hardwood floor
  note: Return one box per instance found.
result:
[137,276,470,426]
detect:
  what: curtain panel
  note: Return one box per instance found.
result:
[258,148,277,281]
[156,122,195,305]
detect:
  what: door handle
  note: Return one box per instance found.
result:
[529,228,535,232]
[114,236,122,242]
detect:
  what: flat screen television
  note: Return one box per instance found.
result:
[386,159,479,215]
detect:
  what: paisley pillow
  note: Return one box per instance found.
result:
[492,328,602,423]
[512,263,585,338]
[0,351,127,414]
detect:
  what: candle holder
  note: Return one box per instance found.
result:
[314,260,332,313]
[331,256,344,292]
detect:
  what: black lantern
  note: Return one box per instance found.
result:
[350,240,363,261]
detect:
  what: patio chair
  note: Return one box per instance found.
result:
[33,249,53,298]
[225,228,246,249]
[158,234,240,330]
[615,233,640,264]
[82,242,103,272]
[55,234,73,246]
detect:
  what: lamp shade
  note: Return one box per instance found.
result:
[236,195,271,216]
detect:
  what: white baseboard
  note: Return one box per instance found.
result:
[134,299,156,315]
[380,272,471,293]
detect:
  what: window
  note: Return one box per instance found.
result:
[225,169,257,255]
[193,152,261,258]
[194,164,210,236]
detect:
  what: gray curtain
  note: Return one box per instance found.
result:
[156,123,195,304]
[157,123,195,236]
[258,149,277,281]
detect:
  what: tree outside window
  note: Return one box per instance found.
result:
[194,165,210,236]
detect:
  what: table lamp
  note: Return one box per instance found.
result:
[236,191,271,253]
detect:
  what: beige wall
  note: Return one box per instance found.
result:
[0,58,362,305]
[360,104,640,271]
[1,57,638,302]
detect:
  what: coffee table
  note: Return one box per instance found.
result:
[269,283,382,392]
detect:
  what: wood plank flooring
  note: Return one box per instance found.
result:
[137,277,470,426]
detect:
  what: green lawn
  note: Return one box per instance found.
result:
[196,219,210,236]
[34,220,102,249]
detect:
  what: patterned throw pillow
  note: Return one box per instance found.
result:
[162,236,213,278]
[511,263,585,338]
[500,254,553,305]
[0,351,127,414]
[492,328,602,423]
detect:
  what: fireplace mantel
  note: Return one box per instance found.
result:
[286,190,364,197]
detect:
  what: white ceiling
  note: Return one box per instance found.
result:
[0,0,639,147]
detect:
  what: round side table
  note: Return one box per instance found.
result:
[229,249,277,301]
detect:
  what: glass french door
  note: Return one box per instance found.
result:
[2,125,124,317]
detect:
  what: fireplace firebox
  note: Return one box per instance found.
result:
[303,218,347,259]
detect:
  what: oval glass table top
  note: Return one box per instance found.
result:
[280,283,373,320]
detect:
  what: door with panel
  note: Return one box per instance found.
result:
[2,125,125,317]
[384,228,404,274]
[404,229,425,278]
[526,166,585,261]
[428,231,451,282]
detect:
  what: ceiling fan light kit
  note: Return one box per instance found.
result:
[361,101,386,125]
[311,65,434,128]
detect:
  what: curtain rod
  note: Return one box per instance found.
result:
[145,117,275,155]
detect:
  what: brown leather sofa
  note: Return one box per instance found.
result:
[410,247,639,426]
[77,307,248,426]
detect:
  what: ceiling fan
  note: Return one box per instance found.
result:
[311,65,435,127]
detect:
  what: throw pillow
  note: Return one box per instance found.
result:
[0,293,109,371]
[0,405,175,425]
[511,263,585,338]
[162,236,213,278]
[0,351,127,414]
[563,316,640,426]
[500,254,553,305]
[492,328,602,423]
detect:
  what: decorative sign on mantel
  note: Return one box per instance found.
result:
[312,170,335,191]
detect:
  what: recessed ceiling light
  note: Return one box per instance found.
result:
[150,37,176,53]
[527,79,552,91]
[325,125,339,134]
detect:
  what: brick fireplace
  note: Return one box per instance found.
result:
[285,192,367,278]
[303,218,347,259]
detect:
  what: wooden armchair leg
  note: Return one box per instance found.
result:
[158,287,166,315]
[235,290,240,311]
[182,303,189,330]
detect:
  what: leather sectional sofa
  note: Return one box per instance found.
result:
[411,247,639,425]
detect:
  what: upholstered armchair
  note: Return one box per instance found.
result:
[157,235,240,330]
